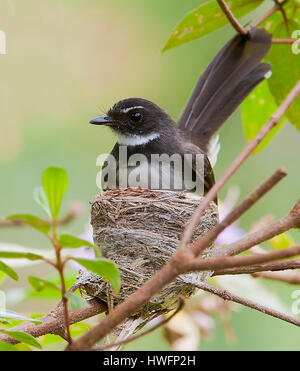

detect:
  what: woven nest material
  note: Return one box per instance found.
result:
[77,188,219,325]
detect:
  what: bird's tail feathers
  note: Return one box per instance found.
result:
[177,27,272,151]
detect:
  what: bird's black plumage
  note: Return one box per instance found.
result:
[177,27,272,151]
[90,27,272,198]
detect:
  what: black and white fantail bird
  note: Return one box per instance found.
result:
[90,27,272,197]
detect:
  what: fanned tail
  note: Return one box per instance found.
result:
[177,27,272,151]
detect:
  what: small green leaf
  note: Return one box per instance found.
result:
[33,186,51,217]
[6,214,50,234]
[0,310,42,324]
[267,20,300,130]
[58,234,102,257]
[58,234,96,249]
[71,257,121,293]
[0,261,18,280]
[42,167,68,219]
[242,80,285,153]
[28,276,60,293]
[0,329,42,349]
[0,251,43,261]
[0,341,19,351]
[163,0,264,51]
[25,272,78,302]
[65,292,89,310]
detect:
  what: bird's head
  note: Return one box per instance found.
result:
[89,98,174,142]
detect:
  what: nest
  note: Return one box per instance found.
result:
[76,188,219,326]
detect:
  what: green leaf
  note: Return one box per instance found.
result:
[71,257,121,293]
[0,310,42,324]
[28,276,60,293]
[0,329,42,349]
[0,270,6,286]
[25,272,78,302]
[0,341,19,351]
[267,19,300,130]
[58,234,96,249]
[65,292,89,310]
[0,261,18,280]
[242,80,285,153]
[33,186,51,217]
[0,251,43,261]
[6,214,50,234]
[42,167,68,219]
[163,0,264,51]
[58,233,102,257]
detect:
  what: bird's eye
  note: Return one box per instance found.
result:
[129,111,142,122]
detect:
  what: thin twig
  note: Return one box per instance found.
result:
[253,270,300,285]
[253,3,282,27]
[193,282,300,328]
[272,38,300,44]
[52,221,72,345]
[186,245,300,273]
[214,258,300,276]
[216,0,248,34]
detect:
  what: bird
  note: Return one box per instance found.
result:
[89,27,272,198]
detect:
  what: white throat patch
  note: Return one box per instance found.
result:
[117,132,160,146]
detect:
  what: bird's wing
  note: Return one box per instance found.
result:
[180,139,216,197]
[177,27,272,152]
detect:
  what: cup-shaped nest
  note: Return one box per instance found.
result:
[77,188,218,323]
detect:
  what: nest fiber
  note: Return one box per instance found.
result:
[77,188,219,322]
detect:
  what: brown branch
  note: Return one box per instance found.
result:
[180,80,300,249]
[0,285,107,345]
[186,245,300,273]
[191,168,287,257]
[216,0,248,34]
[193,282,300,328]
[220,198,300,257]
[95,298,184,351]
[253,270,300,285]
[214,258,300,276]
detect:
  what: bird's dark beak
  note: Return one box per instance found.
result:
[89,115,120,127]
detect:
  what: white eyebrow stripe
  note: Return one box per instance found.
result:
[120,106,145,113]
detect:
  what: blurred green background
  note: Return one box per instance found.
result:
[0,0,300,350]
